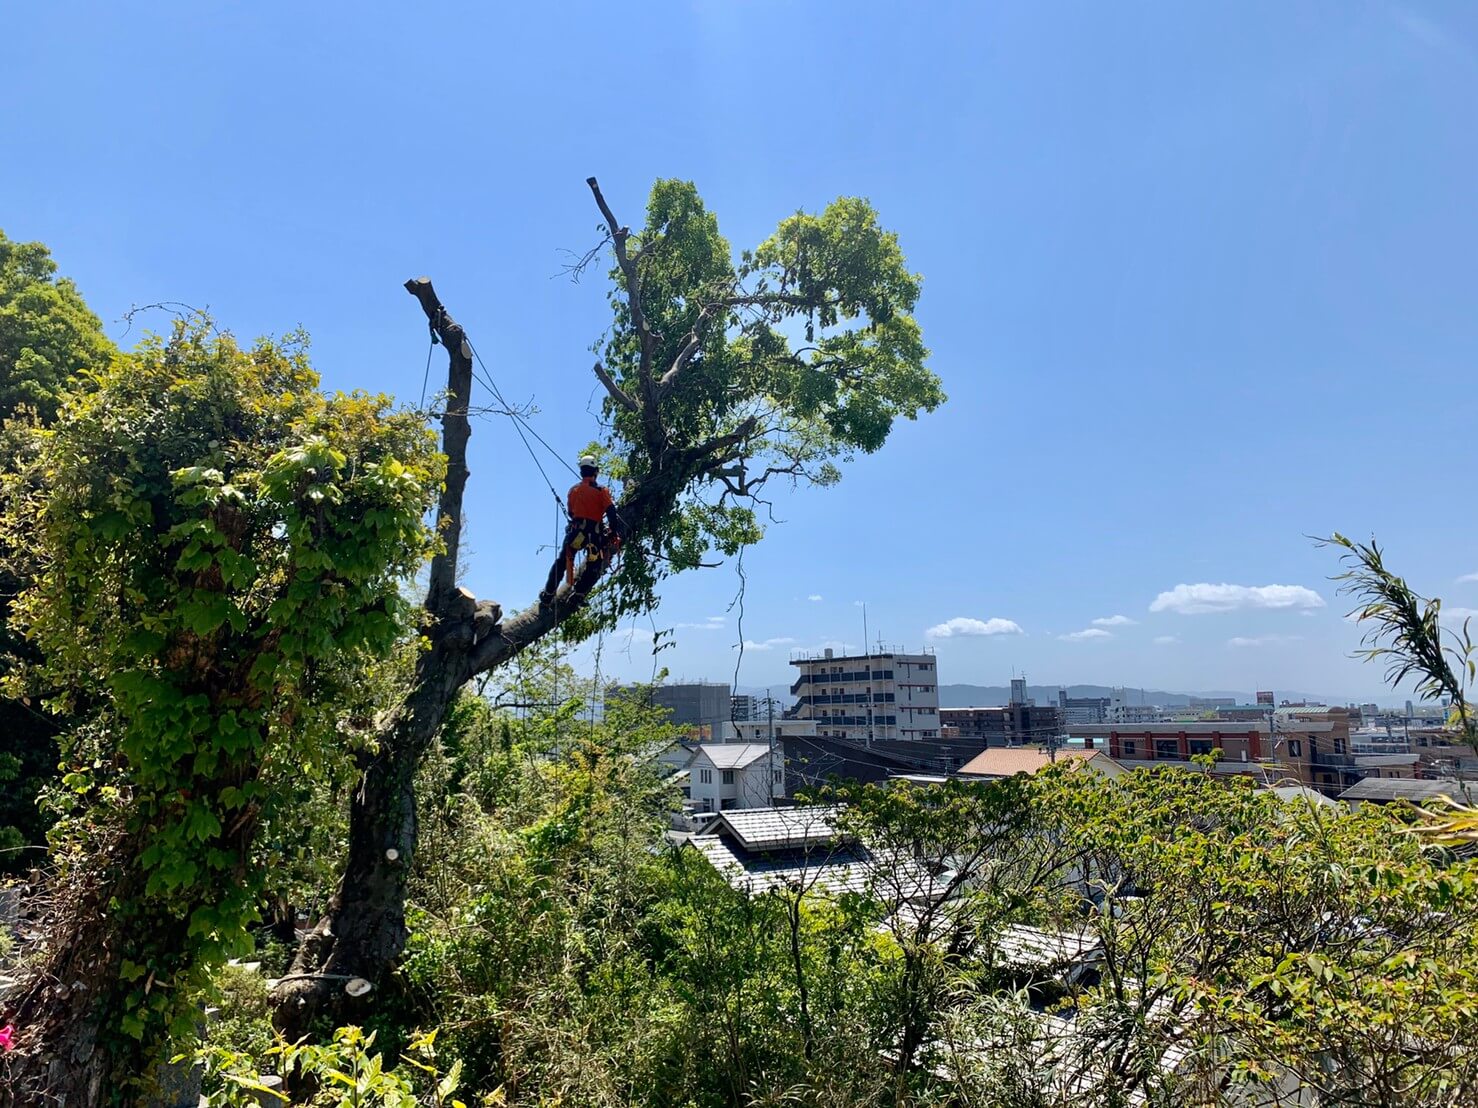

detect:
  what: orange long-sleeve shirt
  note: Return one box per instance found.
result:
[568,477,614,522]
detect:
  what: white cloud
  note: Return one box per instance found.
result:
[737,636,797,652]
[1091,615,1136,627]
[1150,583,1326,615]
[1444,607,1478,624]
[1458,573,1478,584]
[1228,634,1303,648]
[926,617,1024,639]
[1059,628,1112,642]
[808,594,823,602]
[1153,635,1180,645]
[674,616,726,631]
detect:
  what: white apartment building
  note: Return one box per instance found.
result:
[788,646,941,743]
[686,743,786,813]
[1109,688,1164,724]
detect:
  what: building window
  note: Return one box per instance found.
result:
[1189,739,1213,757]
[722,769,735,785]
[700,768,713,784]
[1154,739,1180,760]
[1123,740,1137,757]
[773,769,782,784]
[1286,741,1302,758]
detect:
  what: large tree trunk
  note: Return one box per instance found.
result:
[273,634,471,1038]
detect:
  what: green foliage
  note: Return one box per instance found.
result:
[592,179,942,623]
[0,228,116,423]
[0,231,116,871]
[1325,532,1476,748]
[2,320,441,1080]
[198,1026,476,1107]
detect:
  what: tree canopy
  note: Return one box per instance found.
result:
[0,230,117,871]
[588,179,942,621]
[0,229,115,423]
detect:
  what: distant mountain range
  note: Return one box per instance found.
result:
[937,684,1338,709]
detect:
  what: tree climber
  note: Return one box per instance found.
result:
[539,454,626,603]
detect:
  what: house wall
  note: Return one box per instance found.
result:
[688,749,786,813]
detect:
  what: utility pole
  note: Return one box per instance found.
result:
[767,692,777,804]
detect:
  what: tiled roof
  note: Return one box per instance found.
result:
[1338,778,1465,802]
[958,748,1109,778]
[692,743,774,770]
[992,924,1102,971]
[705,805,844,851]
[688,834,875,896]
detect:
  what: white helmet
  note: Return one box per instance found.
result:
[578,455,599,469]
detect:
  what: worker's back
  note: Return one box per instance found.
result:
[568,478,613,522]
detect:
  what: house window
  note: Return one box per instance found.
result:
[1154,739,1180,760]
[773,769,782,784]
[1286,741,1302,758]
[1122,740,1137,757]
[722,769,735,785]
[1189,739,1213,757]
[700,768,713,784]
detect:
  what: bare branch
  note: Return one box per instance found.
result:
[591,360,639,414]
[657,300,725,392]
[551,232,612,283]
[587,180,654,380]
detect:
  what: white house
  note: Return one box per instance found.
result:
[687,742,785,814]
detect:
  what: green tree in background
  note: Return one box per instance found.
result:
[0,230,117,872]
[0,229,115,423]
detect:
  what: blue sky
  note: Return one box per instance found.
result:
[5,2,1476,703]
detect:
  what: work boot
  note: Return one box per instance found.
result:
[538,589,555,605]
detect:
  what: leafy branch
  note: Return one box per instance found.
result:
[1322,532,1476,750]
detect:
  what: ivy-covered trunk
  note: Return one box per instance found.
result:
[0,323,443,1101]
[0,821,253,1105]
[1,846,142,1104]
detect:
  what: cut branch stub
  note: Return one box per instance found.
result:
[404,278,474,620]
